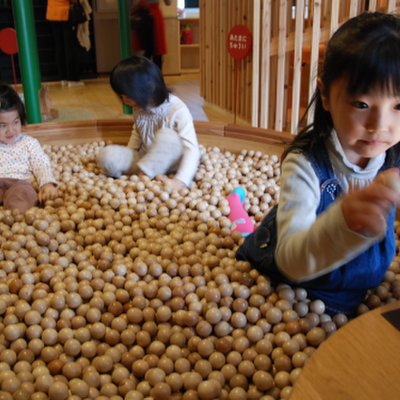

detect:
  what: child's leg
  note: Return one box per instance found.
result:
[0,178,11,205]
[138,128,183,178]
[3,180,38,213]
[97,145,137,178]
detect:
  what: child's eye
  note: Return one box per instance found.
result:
[394,103,400,110]
[352,101,368,109]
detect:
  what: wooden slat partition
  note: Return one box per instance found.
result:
[330,1,340,36]
[251,0,261,127]
[200,0,400,134]
[275,0,288,131]
[306,1,322,126]
[368,0,377,10]
[290,0,305,134]
[259,0,272,129]
[349,0,360,17]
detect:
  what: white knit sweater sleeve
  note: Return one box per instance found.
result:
[167,95,200,186]
[275,152,379,282]
[27,137,57,188]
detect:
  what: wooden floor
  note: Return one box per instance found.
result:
[42,74,243,125]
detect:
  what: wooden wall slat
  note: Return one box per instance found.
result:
[290,0,305,134]
[219,1,225,114]
[251,0,261,126]
[241,1,248,120]
[306,0,322,126]
[274,0,288,131]
[368,0,377,10]
[349,0,360,17]
[330,0,340,35]
[239,0,244,119]
[246,1,253,123]
[259,0,272,129]
[212,0,216,106]
[269,3,279,128]
[388,0,397,11]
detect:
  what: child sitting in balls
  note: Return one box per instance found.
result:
[237,12,400,316]
[0,82,58,213]
[97,56,201,191]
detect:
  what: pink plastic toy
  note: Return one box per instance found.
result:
[226,187,255,237]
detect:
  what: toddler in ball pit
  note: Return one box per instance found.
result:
[0,82,58,213]
[237,12,400,316]
[97,56,201,191]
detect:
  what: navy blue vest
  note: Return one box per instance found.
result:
[236,145,396,315]
[302,146,396,314]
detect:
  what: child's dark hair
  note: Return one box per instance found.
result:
[0,82,26,125]
[109,56,170,109]
[284,12,400,165]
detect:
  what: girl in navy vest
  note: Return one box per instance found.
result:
[238,12,400,315]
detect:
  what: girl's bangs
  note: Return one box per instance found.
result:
[347,42,400,96]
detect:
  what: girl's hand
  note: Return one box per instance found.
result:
[38,183,58,203]
[156,175,186,191]
[341,168,400,236]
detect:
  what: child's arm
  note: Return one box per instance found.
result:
[274,153,396,282]
[167,97,200,187]
[27,138,58,200]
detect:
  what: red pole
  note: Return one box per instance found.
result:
[11,55,17,84]
[234,60,239,124]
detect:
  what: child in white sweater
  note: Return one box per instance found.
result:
[0,83,58,212]
[97,56,200,191]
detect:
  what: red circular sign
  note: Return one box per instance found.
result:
[227,25,252,60]
[0,28,18,55]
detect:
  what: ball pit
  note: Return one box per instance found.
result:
[0,122,400,400]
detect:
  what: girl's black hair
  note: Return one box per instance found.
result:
[284,12,400,166]
[109,56,170,109]
[0,82,27,125]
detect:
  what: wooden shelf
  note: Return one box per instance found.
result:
[181,44,200,49]
[180,68,200,74]
[179,16,200,73]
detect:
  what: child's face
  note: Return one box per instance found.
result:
[320,77,400,167]
[0,109,22,145]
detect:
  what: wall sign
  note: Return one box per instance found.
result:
[227,25,252,123]
[227,25,252,60]
[0,28,18,84]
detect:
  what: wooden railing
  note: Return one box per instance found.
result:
[25,119,291,156]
